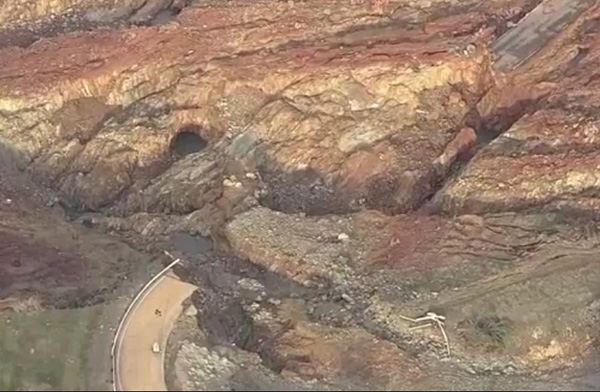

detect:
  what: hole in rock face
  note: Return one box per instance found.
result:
[170,125,208,158]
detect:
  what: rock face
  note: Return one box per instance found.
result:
[1,0,600,390]
[0,147,149,308]
[0,0,535,215]
[440,1,600,216]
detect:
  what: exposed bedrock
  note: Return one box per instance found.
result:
[0,0,547,216]
[1,0,600,390]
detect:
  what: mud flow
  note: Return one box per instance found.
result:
[0,0,600,390]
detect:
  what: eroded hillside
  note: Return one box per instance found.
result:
[0,0,599,390]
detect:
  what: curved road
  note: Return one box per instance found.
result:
[112,260,197,391]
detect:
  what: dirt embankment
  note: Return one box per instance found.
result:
[0,0,599,390]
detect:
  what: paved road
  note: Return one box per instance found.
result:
[493,0,595,71]
[113,271,197,391]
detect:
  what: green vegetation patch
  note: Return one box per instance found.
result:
[0,306,102,391]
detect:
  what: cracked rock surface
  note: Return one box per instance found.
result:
[1,0,599,390]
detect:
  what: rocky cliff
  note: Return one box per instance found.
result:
[1,0,599,390]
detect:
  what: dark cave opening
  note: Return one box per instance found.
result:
[170,125,208,158]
